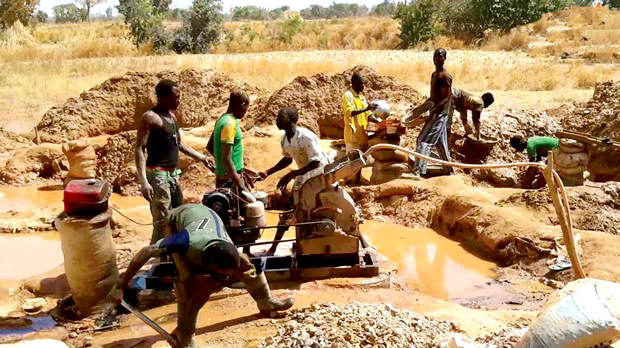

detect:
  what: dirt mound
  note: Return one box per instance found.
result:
[564,80,620,141]
[246,65,424,139]
[95,132,139,195]
[37,69,267,142]
[0,144,67,185]
[260,302,459,348]
[498,184,620,234]
[0,128,32,157]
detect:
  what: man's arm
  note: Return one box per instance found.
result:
[262,157,294,178]
[177,129,215,172]
[121,244,165,292]
[221,143,248,191]
[471,110,482,137]
[135,113,153,201]
[277,160,322,191]
[206,131,215,156]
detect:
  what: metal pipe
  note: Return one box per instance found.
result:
[121,300,176,343]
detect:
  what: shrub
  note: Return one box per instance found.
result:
[394,0,437,48]
[280,11,305,44]
[53,4,85,23]
[118,0,170,51]
[172,0,222,53]
[0,0,39,28]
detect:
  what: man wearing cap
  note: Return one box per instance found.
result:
[136,79,215,245]
[121,203,294,348]
[341,72,379,184]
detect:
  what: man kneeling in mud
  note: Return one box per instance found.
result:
[120,204,294,348]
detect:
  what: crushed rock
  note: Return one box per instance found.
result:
[248,65,424,139]
[259,302,460,348]
[36,69,267,142]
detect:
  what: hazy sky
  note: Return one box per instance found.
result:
[39,0,386,16]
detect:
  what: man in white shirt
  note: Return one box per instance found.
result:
[259,107,333,255]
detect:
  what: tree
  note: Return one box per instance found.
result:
[0,0,39,28]
[269,6,289,19]
[153,0,171,13]
[118,0,170,50]
[105,5,112,18]
[231,5,268,20]
[394,0,437,48]
[172,0,223,53]
[53,3,85,23]
[371,0,397,16]
[33,9,48,23]
[74,0,106,21]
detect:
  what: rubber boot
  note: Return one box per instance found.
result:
[244,272,294,316]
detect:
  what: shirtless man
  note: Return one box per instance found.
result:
[412,48,454,178]
[452,88,494,139]
[135,79,214,245]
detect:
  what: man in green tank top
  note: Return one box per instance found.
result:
[510,135,559,188]
[120,204,294,348]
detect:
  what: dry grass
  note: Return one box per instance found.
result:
[214,17,400,53]
[533,15,549,34]
[484,31,530,51]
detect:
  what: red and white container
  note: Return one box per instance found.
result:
[64,179,111,215]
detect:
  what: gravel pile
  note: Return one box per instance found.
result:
[260,302,460,348]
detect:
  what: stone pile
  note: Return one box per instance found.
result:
[259,302,459,348]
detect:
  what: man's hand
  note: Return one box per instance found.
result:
[258,172,269,181]
[366,103,378,112]
[140,182,154,202]
[202,157,215,172]
[277,172,295,191]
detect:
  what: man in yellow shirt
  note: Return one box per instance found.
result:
[342,72,378,184]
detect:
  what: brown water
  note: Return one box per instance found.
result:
[361,221,514,304]
[0,232,63,280]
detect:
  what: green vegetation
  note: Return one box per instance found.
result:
[0,0,39,28]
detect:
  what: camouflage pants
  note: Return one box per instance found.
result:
[146,169,183,245]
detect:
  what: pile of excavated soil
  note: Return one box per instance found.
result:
[564,80,620,141]
[402,108,561,188]
[246,65,424,139]
[36,69,267,142]
[0,128,32,157]
[562,81,620,181]
[96,132,139,195]
[0,144,67,185]
[260,302,459,348]
[498,184,620,235]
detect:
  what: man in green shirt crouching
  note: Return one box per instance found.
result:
[120,204,294,348]
[510,135,559,188]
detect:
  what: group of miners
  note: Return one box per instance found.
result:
[120,48,559,348]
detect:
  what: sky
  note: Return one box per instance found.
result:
[39,0,387,16]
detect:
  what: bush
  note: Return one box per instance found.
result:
[118,0,170,51]
[280,11,305,44]
[33,9,47,23]
[172,0,222,53]
[53,4,85,23]
[394,0,437,48]
[0,0,39,28]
